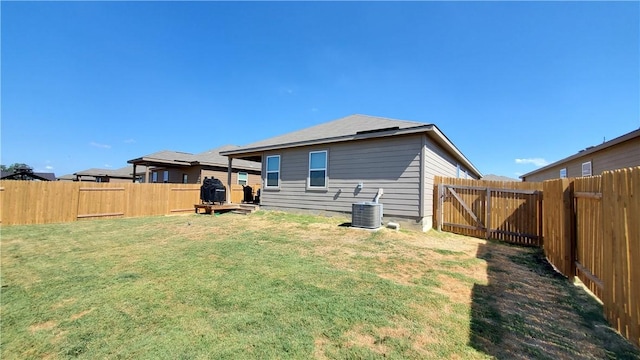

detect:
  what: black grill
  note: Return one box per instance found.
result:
[242,185,254,203]
[200,177,226,205]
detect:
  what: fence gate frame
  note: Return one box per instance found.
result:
[437,183,543,243]
[573,189,604,295]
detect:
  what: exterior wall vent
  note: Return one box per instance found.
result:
[352,202,383,229]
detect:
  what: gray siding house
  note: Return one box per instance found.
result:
[521,128,640,182]
[221,114,482,231]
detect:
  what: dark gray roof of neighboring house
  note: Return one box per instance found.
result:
[221,114,482,178]
[520,128,640,179]
[1,171,57,181]
[128,146,261,171]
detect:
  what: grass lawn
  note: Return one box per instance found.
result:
[1,211,638,359]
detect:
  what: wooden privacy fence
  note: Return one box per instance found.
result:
[434,176,544,246]
[436,169,639,347]
[543,167,640,347]
[0,181,202,225]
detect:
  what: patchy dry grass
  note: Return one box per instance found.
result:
[1,210,638,359]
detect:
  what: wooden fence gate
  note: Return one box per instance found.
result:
[435,177,544,246]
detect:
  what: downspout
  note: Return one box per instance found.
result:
[419,134,426,218]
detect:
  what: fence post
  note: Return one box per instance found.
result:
[485,187,491,239]
[565,179,576,281]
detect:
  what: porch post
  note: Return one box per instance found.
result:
[227,157,233,203]
[132,164,137,183]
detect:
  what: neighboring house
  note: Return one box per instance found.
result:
[521,128,640,182]
[221,114,482,231]
[1,170,56,181]
[127,145,261,185]
[73,165,148,183]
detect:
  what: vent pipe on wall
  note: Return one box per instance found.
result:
[374,188,384,203]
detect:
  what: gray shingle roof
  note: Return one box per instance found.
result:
[57,174,77,181]
[237,114,428,150]
[129,146,261,171]
[75,165,146,178]
[220,114,482,178]
[129,150,196,164]
[194,145,261,171]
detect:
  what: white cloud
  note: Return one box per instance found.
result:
[104,164,112,168]
[45,165,54,170]
[90,142,111,149]
[515,158,549,167]
[124,139,136,144]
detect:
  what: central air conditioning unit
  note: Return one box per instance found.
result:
[352,202,383,229]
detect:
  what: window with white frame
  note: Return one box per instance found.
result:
[266,155,280,188]
[163,171,169,183]
[582,161,592,177]
[237,172,248,185]
[309,151,327,188]
[182,174,188,184]
[560,168,567,178]
[152,172,158,183]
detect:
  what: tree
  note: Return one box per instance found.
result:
[0,163,32,173]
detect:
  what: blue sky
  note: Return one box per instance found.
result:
[2,1,638,178]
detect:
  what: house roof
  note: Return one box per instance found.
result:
[238,114,425,150]
[128,145,261,171]
[192,145,261,171]
[520,128,640,179]
[221,114,482,178]
[57,174,78,181]
[128,150,196,166]
[1,170,57,181]
[74,165,147,178]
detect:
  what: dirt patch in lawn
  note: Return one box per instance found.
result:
[29,320,57,333]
